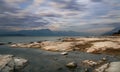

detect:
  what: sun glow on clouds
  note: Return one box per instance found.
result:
[0,0,120,34]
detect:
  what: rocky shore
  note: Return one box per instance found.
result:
[0,55,28,72]
[9,36,120,72]
[11,36,120,55]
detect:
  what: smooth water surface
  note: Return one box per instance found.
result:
[0,36,63,43]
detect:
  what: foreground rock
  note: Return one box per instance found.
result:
[11,36,120,55]
[94,62,120,72]
[82,60,98,67]
[82,58,107,67]
[0,55,28,72]
[66,62,77,68]
[86,41,120,54]
[106,62,120,72]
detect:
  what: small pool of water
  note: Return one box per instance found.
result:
[0,45,119,72]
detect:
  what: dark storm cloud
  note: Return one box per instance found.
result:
[52,0,68,4]
[43,14,62,17]
[63,0,86,11]
[91,0,103,2]
[0,0,50,30]
[0,0,86,30]
[0,0,17,13]
[0,0,120,34]
[0,15,49,29]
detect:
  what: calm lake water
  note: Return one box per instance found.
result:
[0,36,119,72]
[0,36,63,43]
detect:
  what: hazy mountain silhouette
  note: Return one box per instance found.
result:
[104,27,120,35]
[0,29,90,36]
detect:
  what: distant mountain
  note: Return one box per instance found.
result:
[103,24,120,35]
[112,30,120,36]
[0,29,90,36]
[103,27,120,35]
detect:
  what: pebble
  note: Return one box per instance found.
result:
[61,52,68,55]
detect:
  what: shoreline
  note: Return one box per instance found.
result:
[10,36,120,55]
[0,36,120,72]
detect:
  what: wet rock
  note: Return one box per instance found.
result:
[66,62,77,68]
[95,62,120,72]
[95,63,109,72]
[8,42,12,44]
[61,52,68,55]
[0,55,28,72]
[0,42,5,45]
[102,57,107,61]
[82,60,98,67]
[14,57,28,70]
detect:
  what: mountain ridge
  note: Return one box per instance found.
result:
[0,29,90,36]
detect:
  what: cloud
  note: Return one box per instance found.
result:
[91,0,103,2]
[0,0,120,34]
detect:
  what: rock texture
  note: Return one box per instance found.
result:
[66,62,77,68]
[94,62,120,72]
[11,36,120,55]
[0,55,28,72]
[82,60,98,67]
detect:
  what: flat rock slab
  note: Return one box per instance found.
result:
[95,62,120,72]
[106,62,120,72]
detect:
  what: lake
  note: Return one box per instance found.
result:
[0,36,119,72]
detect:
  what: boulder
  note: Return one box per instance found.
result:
[0,55,14,72]
[14,57,28,69]
[66,62,77,68]
[0,55,28,72]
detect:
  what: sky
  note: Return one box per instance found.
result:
[0,0,120,34]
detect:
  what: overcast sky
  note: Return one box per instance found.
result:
[0,0,120,34]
